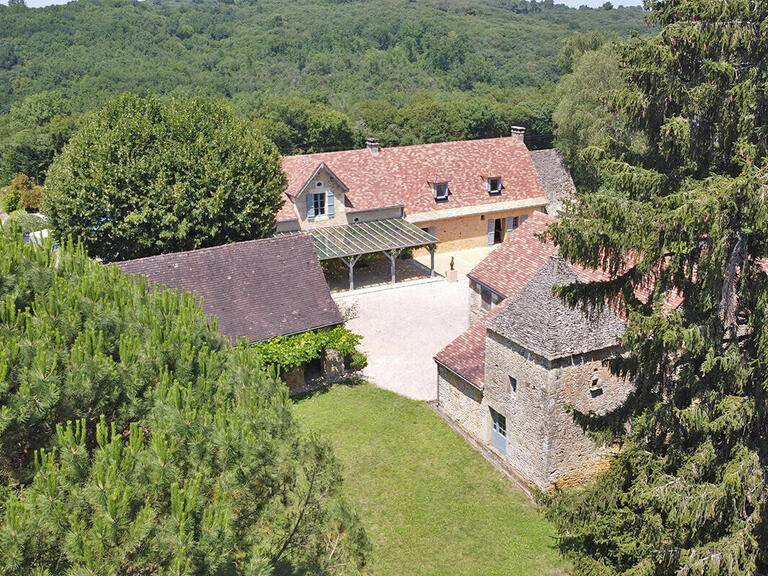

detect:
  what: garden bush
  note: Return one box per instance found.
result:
[252,326,367,375]
[1,210,47,234]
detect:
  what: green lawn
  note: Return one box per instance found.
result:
[293,383,567,576]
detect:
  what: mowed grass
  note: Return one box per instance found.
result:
[293,383,567,576]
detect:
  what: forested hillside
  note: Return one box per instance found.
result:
[0,0,650,184]
[0,0,647,112]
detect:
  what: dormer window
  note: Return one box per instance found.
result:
[488,176,502,195]
[312,193,326,217]
[433,181,449,201]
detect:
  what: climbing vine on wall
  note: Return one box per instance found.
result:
[252,326,367,374]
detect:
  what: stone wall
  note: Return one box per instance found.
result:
[468,279,504,324]
[412,208,537,251]
[484,330,555,489]
[437,365,485,440]
[484,328,631,490]
[469,279,483,324]
[548,348,631,487]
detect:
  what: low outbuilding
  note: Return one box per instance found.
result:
[117,234,344,343]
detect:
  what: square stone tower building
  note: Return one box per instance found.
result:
[436,254,632,490]
[483,257,630,489]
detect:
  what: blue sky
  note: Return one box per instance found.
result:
[13,0,645,8]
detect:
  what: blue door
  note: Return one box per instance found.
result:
[491,408,507,454]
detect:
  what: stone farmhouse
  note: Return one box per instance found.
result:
[276,129,551,250]
[434,212,634,490]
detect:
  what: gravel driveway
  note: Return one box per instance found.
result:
[335,277,469,400]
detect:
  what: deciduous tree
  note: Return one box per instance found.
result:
[43,94,286,262]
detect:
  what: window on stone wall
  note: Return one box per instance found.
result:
[590,370,603,397]
[509,375,517,395]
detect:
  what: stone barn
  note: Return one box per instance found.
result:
[435,225,634,490]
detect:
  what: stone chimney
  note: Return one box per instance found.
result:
[510,126,526,144]
[366,137,381,156]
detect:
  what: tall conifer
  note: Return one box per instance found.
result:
[546,1,768,574]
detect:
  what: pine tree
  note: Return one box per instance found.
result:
[545,1,768,574]
[0,231,369,575]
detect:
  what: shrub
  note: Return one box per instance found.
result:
[252,326,366,374]
[345,349,368,371]
[0,191,18,212]
[2,210,47,234]
[1,173,42,212]
[19,185,43,211]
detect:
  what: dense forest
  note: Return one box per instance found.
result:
[0,0,650,184]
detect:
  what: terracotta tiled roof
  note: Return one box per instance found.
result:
[279,148,402,221]
[388,137,547,218]
[468,211,608,298]
[117,235,343,342]
[434,319,488,389]
[468,211,557,298]
[434,301,512,390]
[278,137,548,222]
[486,257,626,361]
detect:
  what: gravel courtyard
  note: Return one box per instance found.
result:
[335,277,470,400]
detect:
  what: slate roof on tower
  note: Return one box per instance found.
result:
[117,235,343,343]
[278,136,548,223]
[485,257,626,361]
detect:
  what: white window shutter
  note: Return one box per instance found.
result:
[521,214,528,225]
[487,219,495,246]
[505,217,514,234]
[327,191,335,218]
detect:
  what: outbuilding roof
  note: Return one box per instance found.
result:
[117,235,343,343]
[278,136,549,223]
[485,257,626,361]
[468,211,605,298]
[530,149,576,216]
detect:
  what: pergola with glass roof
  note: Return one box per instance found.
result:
[279,218,439,290]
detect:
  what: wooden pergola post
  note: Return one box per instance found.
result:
[343,255,361,290]
[384,249,403,284]
[427,245,436,277]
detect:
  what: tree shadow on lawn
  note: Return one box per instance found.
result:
[290,378,367,402]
